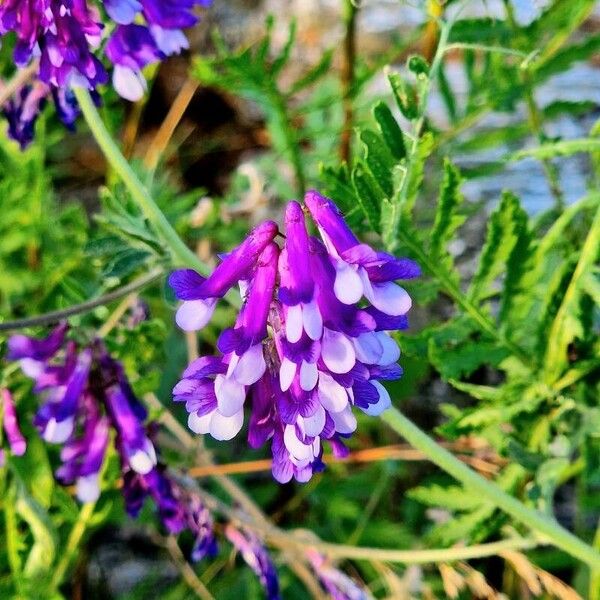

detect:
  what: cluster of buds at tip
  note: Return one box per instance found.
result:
[170,191,420,483]
[7,323,217,561]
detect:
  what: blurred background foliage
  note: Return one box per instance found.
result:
[0,0,599,598]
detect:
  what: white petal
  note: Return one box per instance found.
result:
[188,410,212,434]
[283,424,313,461]
[365,280,412,316]
[353,332,384,364]
[210,409,244,441]
[302,299,323,341]
[233,344,266,385]
[302,405,326,437]
[317,372,349,413]
[290,455,311,468]
[113,65,146,102]
[225,352,240,378]
[299,361,318,391]
[129,447,156,475]
[215,374,246,417]
[43,417,74,444]
[286,304,303,343]
[175,299,216,331]
[376,332,401,364]
[361,381,392,416]
[330,406,357,434]
[76,475,101,503]
[321,328,356,374]
[279,357,297,392]
[20,358,43,378]
[334,261,363,304]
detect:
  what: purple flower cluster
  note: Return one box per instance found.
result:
[0,388,27,465]
[170,191,419,483]
[0,0,211,146]
[225,525,280,600]
[7,323,216,560]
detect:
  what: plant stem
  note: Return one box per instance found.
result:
[270,88,306,197]
[193,485,539,564]
[144,78,199,173]
[380,407,600,569]
[73,87,208,273]
[0,62,39,108]
[502,0,564,210]
[340,0,358,163]
[590,519,600,600]
[50,501,96,591]
[0,268,163,331]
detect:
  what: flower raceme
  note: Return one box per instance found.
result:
[7,324,217,561]
[0,0,211,147]
[170,191,420,483]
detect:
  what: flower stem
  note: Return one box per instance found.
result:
[340,0,358,163]
[50,501,96,591]
[0,268,163,331]
[380,407,600,569]
[73,87,208,274]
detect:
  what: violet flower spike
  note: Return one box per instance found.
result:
[172,191,418,484]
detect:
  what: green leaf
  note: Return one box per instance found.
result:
[372,102,406,161]
[15,483,58,582]
[408,485,483,511]
[509,138,600,161]
[359,129,395,197]
[351,162,383,232]
[533,33,600,84]
[499,197,531,324]
[544,206,600,381]
[288,49,334,95]
[448,18,512,45]
[448,380,505,402]
[468,191,527,304]
[524,0,596,64]
[429,159,465,274]
[10,433,54,509]
[388,72,418,120]
[271,19,297,75]
[399,132,434,219]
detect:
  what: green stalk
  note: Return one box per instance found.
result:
[73,87,208,274]
[381,407,600,569]
[50,501,96,591]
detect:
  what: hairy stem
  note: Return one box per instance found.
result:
[340,0,358,163]
[381,407,600,569]
[73,87,207,273]
[0,268,163,331]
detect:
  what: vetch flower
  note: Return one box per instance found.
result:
[8,324,216,560]
[171,191,419,483]
[0,0,212,146]
[169,220,278,332]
